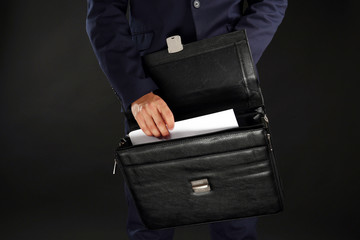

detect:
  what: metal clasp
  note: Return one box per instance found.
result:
[191,178,211,193]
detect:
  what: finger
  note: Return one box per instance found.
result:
[135,114,152,136]
[142,110,161,137]
[158,102,175,130]
[144,101,170,137]
[151,108,170,137]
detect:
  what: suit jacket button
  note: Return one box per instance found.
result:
[193,0,200,8]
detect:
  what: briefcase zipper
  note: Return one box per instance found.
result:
[263,114,269,123]
[266,133,273,151]
[119,137,128,146]
[114,136,131,174]
[113,159,117,175]
[261,114,269,129]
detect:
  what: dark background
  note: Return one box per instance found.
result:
[1,1,359,239]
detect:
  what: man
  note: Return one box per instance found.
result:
[86,0,287,239]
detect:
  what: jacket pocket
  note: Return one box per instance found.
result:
[131,30,154,51]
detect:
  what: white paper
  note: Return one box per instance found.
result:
[129,108,239,145]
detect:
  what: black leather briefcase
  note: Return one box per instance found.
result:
[115,29,284,230]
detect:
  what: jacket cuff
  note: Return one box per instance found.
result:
[121,76,159,112]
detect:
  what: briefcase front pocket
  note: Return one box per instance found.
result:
[115,126,283,230]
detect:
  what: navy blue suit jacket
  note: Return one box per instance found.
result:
[86,0,287,114]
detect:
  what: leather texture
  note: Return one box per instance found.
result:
[115,29,284,230]
[116,126,283,230]
[124,29,264,132]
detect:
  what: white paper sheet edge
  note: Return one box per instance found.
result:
[129,108,239,146]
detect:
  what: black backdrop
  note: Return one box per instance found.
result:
[1,1,359,239]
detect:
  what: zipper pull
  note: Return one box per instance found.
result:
[119,137,127,147]
[262,114,269,128]
[266,133,273,151]
[263,114,269,123]
[113,159,117,175]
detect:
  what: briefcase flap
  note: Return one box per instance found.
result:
[125,30,264,132]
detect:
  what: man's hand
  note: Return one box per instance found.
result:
[131,92,175,138]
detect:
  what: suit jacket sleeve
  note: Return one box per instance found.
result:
[86,0,159,112]
[234,0,288,64]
